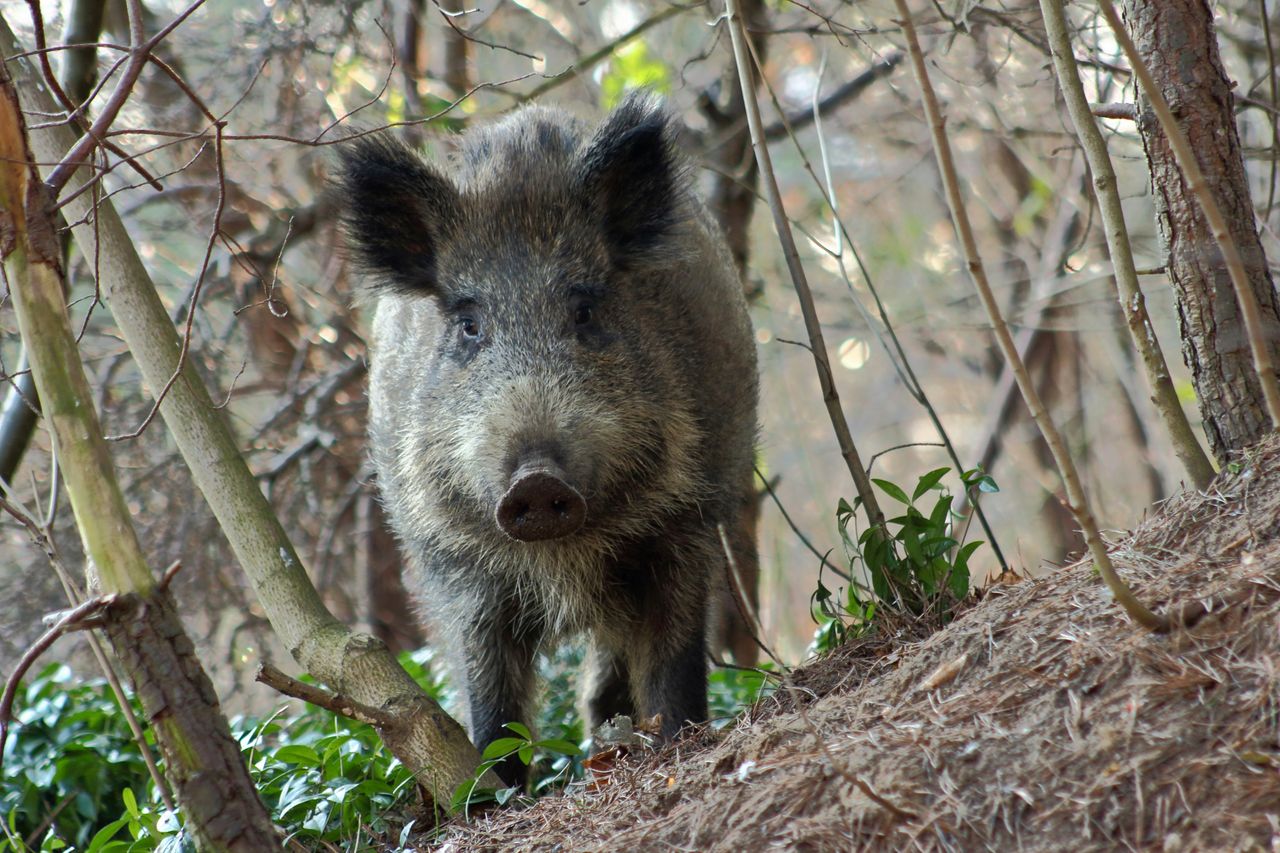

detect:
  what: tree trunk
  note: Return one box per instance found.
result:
[706,0,768,296]
[0,60,278,850]
[1124,0,1280,462]
[2,14,498,804]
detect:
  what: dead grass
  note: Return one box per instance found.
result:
[426,437,1280,852]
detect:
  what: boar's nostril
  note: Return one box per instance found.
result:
[496,469,587,542]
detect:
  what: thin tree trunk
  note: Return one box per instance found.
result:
[3,15,498,803]
[1123,0,1280,461]
[0,0,106,485]
[703,0,768,662]
[0,61,277,850]
[440,0,471,97]
[706,0,768,295]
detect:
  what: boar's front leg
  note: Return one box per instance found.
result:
[441,583,541,789]
[605,530,715,739]
[633,613,709,740]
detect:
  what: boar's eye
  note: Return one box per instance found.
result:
[574,303,594,326]
[458,315,482,341]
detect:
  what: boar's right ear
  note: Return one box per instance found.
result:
[336,134,459,294]
[578,91,688,269]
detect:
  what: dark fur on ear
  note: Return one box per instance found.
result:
[577,91,690,269]
[335,133,459,293]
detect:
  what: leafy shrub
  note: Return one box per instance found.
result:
[811,467,995,652]
[1,655,442,852]
[1,664,162,852]
[4,640,772,850]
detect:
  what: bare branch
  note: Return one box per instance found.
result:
[892,0,1166,631]
[1095,0,1280,431]
[256,663,398,729]
[1038,0,1215,489]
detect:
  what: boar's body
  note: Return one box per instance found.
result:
[340,94,757,785]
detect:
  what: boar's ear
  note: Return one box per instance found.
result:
[578,91,688,269]
[336,133,459,294]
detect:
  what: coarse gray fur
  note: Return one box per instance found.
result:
[338,92,758,786]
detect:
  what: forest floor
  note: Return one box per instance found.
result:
[424,436,1280,852]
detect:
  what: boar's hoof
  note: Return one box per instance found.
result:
[496,468,587,541]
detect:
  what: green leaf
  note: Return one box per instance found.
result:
[872,478,911,505]
[121,788,139,820]
[921,536,958,559]
[836,497,855,524]
[955,540,983,572]
[950,541,982,598]
[948,561,971,600]
[481,738,525,760]
[503,721,532,740]
[913,467,950,500]
[901,529,925,567]
[537,739,580,756]
[274,745,322,767]
[928,495,953,529]
[84,816,130,853]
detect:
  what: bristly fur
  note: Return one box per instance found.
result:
[339,90,759,788]
[576,92,692,269]
[335,132,459,295]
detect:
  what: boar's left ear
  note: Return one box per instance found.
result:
[335,133,459,294]
[578,91,689,269]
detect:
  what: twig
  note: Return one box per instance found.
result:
[22,2,161,190]
[0,486,175,809]
[1038,0,1215,489]
[519,5,685,102]
[429,0,540,62]
[1095,0,1280,430]
[761,50,903,140]
[717,523,785,670]
[754,464,850,582]
[44,0,209,194]
[893,0,1166,631]
[0,595,118,761]
[106,120,227,442]
[255,663,398,729]
[749,28,1010,575]
[724,0,888,538]
[1089,102,1137,121]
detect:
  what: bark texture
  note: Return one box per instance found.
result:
[103,592,280,851]
[1124,0,1280,462]
[0,51,278,849]
[2,15,495,803]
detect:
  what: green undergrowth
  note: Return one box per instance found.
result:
[811,466,996,653]
[3,643,771,852]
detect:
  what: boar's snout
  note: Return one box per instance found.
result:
[495,462,587,542]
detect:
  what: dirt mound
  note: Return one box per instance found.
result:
[430,437,1280,852]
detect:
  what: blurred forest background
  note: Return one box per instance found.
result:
[3,0,1277,702]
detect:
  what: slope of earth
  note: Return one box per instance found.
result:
[430,436,1280,852]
